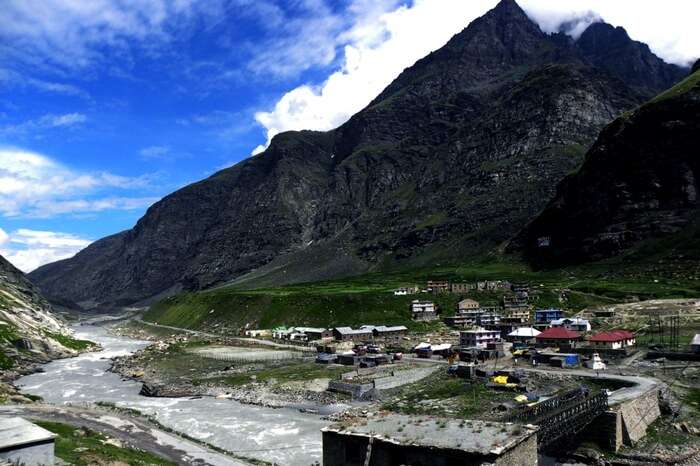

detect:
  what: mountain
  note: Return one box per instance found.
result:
[0,254,83,377]
[29,0,687,310]
[513,67,700,270]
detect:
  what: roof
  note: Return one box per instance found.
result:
[373,325,408,333]
[535,308,563,314]
[589,330,635,342]
[692,334,700,346]
[430,343,453,352]
[294,327,328,333]
[334,327,372,335]
[508,327,541,337]
[458,299,479,305]
[461,328,500,335]
[536,327,581,340]
[0,417,56,450]
[551,317,589,325]
[322,414,537,456]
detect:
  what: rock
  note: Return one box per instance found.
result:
[28,0,684,310]
[692,59,700,75]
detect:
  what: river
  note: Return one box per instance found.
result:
[15,324,332,466]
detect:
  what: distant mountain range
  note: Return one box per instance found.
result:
[29,0,689,310]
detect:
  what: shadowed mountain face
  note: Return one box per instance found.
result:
[513,69,700,268]
[29,0,687,310]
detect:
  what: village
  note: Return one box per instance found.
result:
[96,279,700,465]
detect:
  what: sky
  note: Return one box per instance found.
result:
[0,0,698,273]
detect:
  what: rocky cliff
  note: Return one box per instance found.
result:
[29,0,686,310]
[0,255,84,378]
[513,68,700,269]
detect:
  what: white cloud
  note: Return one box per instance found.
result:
[139,145,171,159]
[0,229,92,272]
[253,0,700,153]
[0,147,157,218]
[1,112,87,136]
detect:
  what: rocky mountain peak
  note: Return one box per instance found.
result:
[692,59,700,74]
[576,21,687,94]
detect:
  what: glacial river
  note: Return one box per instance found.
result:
[16,324,332,466]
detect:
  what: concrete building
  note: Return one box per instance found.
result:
[294,327,333,340]
[588,330,636,350]
[450,282,475,293]
[393,286,418,296]
[410,300,438,321]
[460,328,501,348]
[333,327,373,342]
[322,414,538,466]
[457,298,480,312]
[536,327,582,348]
[426,280,450,293]
[503,306,530,323]
[551,317,591,332]
[0,417,56,466]
[534,308,564,323]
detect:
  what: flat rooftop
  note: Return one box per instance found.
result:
[0,417,56,450]
[323,414,537,455]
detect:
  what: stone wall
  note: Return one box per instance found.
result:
[617,387,661,445]
[495,434,538,466]
[0,441,55,466]
[327,380,375,399]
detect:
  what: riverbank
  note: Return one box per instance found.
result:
[13,323,335,465]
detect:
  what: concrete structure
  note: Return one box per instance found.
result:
[460,328,500,348]
[393,286,418,296]
[244,329,270,337]
[502,306,530,323]
[410,300,438,321]
[536,327,582,348]
[585,353,607,370]
[322,414,538,466]
[426,280,450,293]
[0,417,56,466]
[692,334,700,353]
[333,327,373,342]
[534,308,564,323]
[551,317,591,332]
[294,327,333,340]
[507,327,540,343]
[588,330,636,350]
[457,298,480,312]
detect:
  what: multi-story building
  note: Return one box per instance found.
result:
[534,308,564,323]
[427,280,450,293]
[411,300,438,321]
[457,299,480,312]
[460,329,501,348]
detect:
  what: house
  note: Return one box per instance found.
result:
[460,329,501,348]
[551,317,591,332]
[295,327,333,341]
[0,417,56,466]
[371,325,408,339]
[534,309,564,323]
[477,311,501,326]
[244,329,270,338]
[443,314,473,328]
[457,298,480,312]
[533,351,581,368]
[536,327,582,348]
[426,280,450,293]
[410,300,438,321]
[450,282,475,294]
[333,327,373,342]
[503,306,530,323]
[507,327,541,343]
[692,334,700,354]
[337,352,359,365]
[393,286,418,296]
[588,330,636,350]
[322,414,538,466]
[272,327,293,339]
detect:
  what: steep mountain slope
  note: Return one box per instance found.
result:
[0,255,85,376]
[30,0,686,310]
[513,68,700,269]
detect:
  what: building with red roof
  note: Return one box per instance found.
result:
[535,327,582,348]
[588,330,636,350]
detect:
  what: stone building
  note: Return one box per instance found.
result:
[322,414,538,466]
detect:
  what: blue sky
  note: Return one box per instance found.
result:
[1,0,697,272]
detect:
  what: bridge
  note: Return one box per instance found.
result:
[504,387,609,449]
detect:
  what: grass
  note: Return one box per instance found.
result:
[196,361,348,387]
[35,420,178,466]
[381,372,512,419]
[649,69,700,105]
[45,331,95,351]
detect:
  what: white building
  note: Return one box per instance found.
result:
[459,329,500,348]
[551,317,591,332]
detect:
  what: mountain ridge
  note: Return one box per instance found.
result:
[29,0,688,310]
